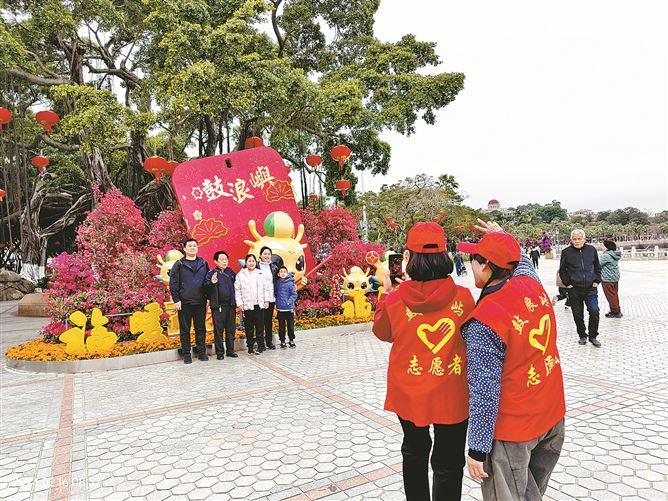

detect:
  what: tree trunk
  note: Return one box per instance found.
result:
[83,148,114,194]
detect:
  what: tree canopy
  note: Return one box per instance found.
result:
[1,0,466,265]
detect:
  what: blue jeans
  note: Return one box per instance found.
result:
[567,287,599,339]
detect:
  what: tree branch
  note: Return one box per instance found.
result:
[271,1,286,57]
[2,67,70,86]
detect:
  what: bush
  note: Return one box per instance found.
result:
[45,191,173,341]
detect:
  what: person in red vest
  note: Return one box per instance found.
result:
[373,222,475,501]
[457,220,566,501]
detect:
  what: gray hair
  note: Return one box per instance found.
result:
[571,229,586,238]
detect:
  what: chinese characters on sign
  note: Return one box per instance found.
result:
[191,166,278,205]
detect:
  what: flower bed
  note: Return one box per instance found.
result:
[5,315,372,362]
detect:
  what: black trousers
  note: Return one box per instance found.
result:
[532,257,539,268]
[399,416,468,501]
[244,306,265,351]
[262,301,275,346]
[568,287,600,339]
[277,310,295,342]
[212,305,236,355]
[178,303,207,355]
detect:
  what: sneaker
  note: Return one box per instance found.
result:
[613,313,624,318]
[289,341,296,348]
[280,342,287,349]
[247,348,256,355]
[216,354,225,360]
[605,312,614,318]
[198,352,209,361]
[565,305,570,310]
[551,295,559,306]
[257,347,266,353]
[183,353,192,364]
[267,343,277,350]
[590,338,601,348]
[578,338,587,345]
[228,352,239,358]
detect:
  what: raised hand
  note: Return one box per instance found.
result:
[473,218,504,234]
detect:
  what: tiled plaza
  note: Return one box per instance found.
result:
[1,258,667,500]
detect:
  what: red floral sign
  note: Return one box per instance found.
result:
[171,147,314,272]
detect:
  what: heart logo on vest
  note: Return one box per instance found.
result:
[528,314,551,355]
[417,318,456,354]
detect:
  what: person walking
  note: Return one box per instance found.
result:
[258,246,279,350]
[170,238,210,364]
[235,254,272,355]
[530,245,540,269]
[206,251,238,360]
[559,229,602,347]
[453,250,465,277]
[458,220,565,501]
[373,222,475,501]
[551,271,571,310]
[600,240,623,318]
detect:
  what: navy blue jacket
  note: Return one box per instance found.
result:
[169,257,209,305]
[559,243,601,288]
[206,267,236,308]
[275,276,298,311]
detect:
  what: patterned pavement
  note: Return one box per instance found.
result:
[1,258,667,500]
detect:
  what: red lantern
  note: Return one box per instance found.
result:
[438,210,445,216]
[385,216,393,224]
[31,155,50,174]
[35,110,60,134]
[0,188,6,202]
[389,222,399,231]
[335,179,351,198]
[244,136,264,149]
[0,107,12,131]
[330,145,351,170]
[455,225,466,232]
[165,160,179,177]
[432,216,441,223]
[306,154,322,169]
[144,156,169,183]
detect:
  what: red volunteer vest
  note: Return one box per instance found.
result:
[468,275,566,442]
[384,279,474,426]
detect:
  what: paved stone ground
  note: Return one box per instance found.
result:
[1,258,667,500]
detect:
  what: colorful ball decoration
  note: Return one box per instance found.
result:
[0,107,12,131]
[335,179,351,198]
[244,136,264,149]
[143,156,169,183]
[35,110,60,134]
[31,155,50,174]
[308,193,318,205]
[330,145,351,170]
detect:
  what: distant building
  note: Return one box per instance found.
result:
[482,199,511,214]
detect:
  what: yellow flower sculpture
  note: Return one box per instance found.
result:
[130,302,168,344]
[59,308,118,356]
[86,309,118,354]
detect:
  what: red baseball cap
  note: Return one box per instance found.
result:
[457,232,521,269]
[405,222,446,254]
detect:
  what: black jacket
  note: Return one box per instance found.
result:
[559,243,601,288]
[206,267,236,308]
[169,257,209,304]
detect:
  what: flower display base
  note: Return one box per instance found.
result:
[6,322,372,374]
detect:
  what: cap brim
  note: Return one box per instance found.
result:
[457,242,478,254]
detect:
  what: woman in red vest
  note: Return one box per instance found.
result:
[457,221,566,501]
[373,222,475,501]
